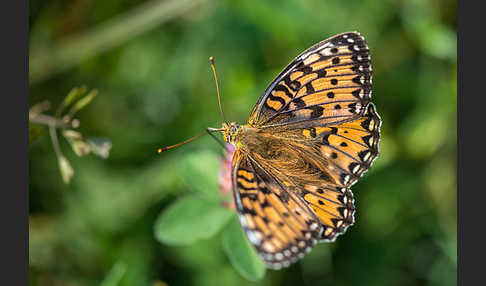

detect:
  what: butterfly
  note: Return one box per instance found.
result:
[222,32,381,269]
[159,31,381,269]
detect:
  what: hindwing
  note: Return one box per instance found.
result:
[232,150,323,269]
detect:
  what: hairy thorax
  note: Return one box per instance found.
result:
[232,125,335,187]
[236,126,292,160]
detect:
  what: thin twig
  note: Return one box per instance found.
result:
[29,113,70,128]
[48,124,63,159]
[29,100,51,117]
[30,0,207,84]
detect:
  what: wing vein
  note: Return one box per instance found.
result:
[260,115,358,129]
[307,201,341,219]
[246,155,320,228]
[278,100,358,115]
[246,159,305,239]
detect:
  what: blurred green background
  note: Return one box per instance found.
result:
[29,0,457,285]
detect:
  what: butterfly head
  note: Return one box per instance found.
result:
[222,122,240,145]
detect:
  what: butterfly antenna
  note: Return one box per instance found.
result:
[157,128,225,154]
[209,57,228,124]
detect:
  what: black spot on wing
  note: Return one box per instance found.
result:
[309,128,317,138]
[304,82,315,93]
[309,105,324,118]
[293,97,306,108]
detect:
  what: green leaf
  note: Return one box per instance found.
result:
[179,151,221,201]
[154,196,233,246]
[222,216,266,281]
[56,86,87,116]
[66,88,98,119]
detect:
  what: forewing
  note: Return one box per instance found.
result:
[231,150,323,269]
[248,31,372,129]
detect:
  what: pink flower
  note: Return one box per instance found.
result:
[219,144,236,210]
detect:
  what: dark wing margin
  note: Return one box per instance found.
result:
[231,150,323,269]
[248,31,373,129]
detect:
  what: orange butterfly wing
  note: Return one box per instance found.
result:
[231,149,323,269]
[297,103,381,241]
[248,31,373,129]
[232,31,381,268]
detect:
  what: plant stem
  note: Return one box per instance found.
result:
[29,0,207,85]
[29,113,69,128]
[48,123,63,160]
